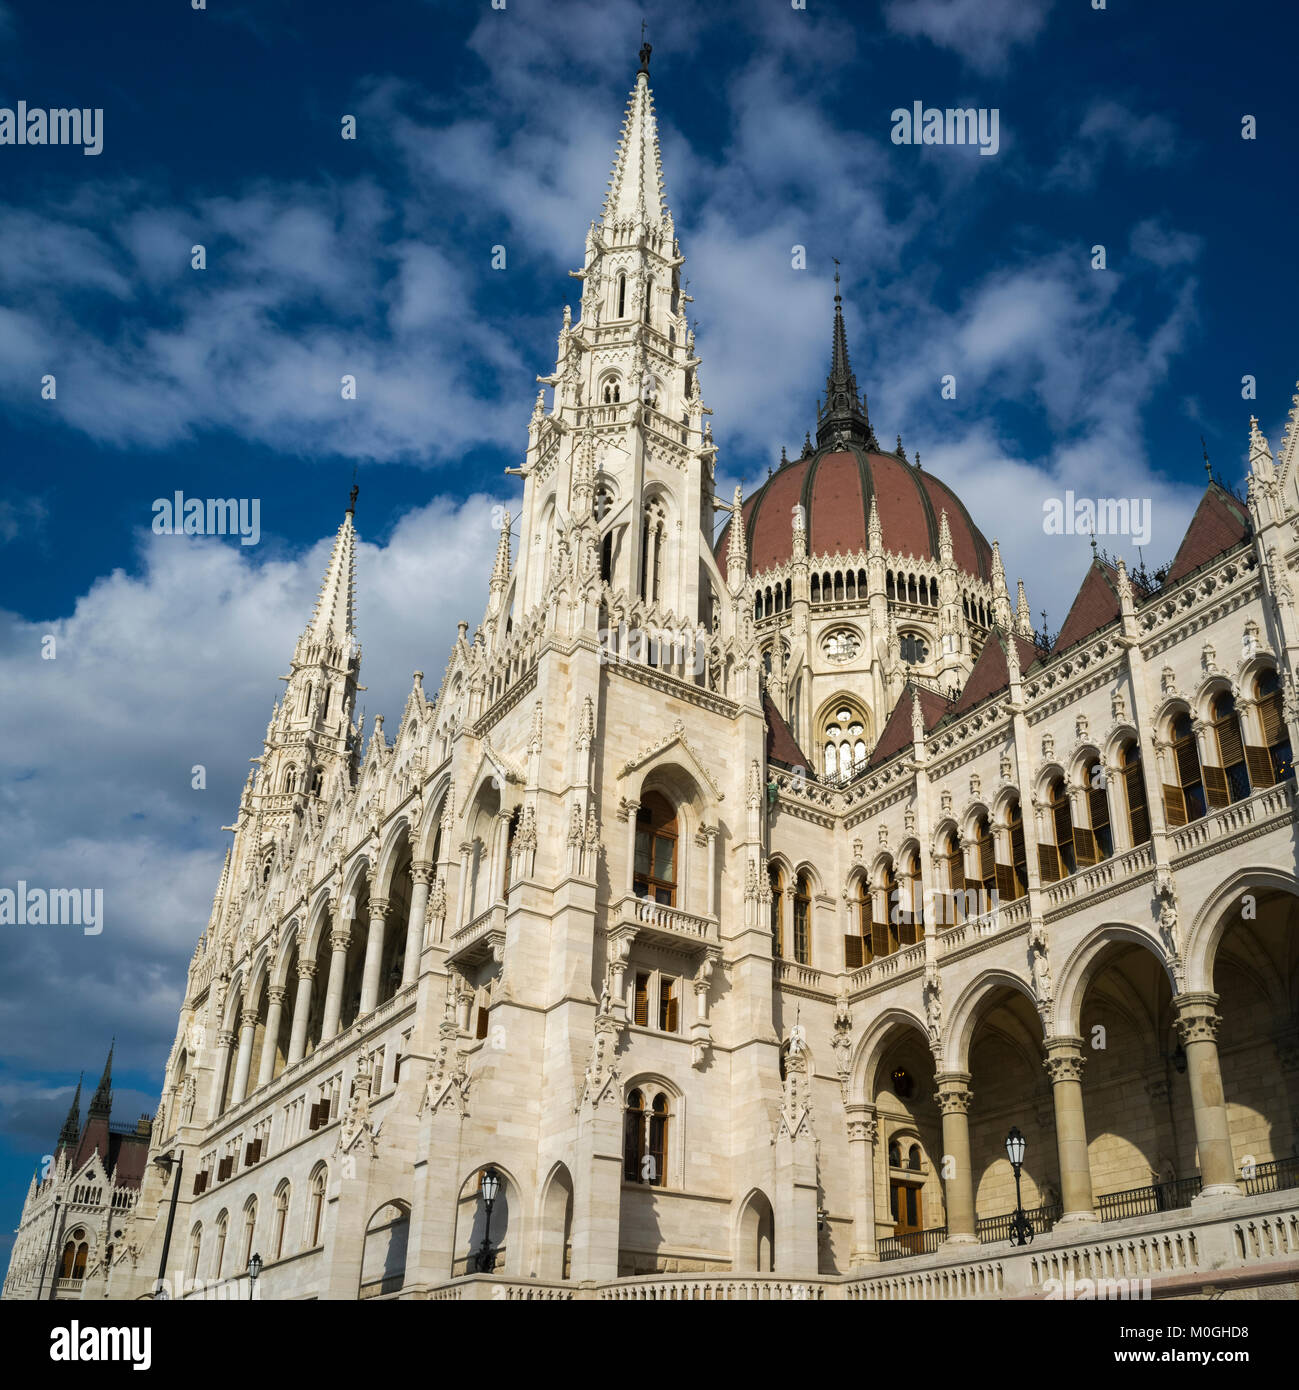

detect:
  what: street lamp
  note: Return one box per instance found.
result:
[248,1252,262,1300]
[472,1167,501,1273]
[151,1150,184,1299]
[1005,1126,1034,1246]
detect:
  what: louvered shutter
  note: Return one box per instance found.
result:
[1202,764,1230,809]
[1126,766,1151,844]
[1163,784,1188,827]
[1073,826,1098,867]
[1038,844,1060,883]
[845,935,864,970]
[1245,745,1275,788]
[995,863,1015,903]
[978,835,995,883]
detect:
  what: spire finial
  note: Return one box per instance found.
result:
[816,263,873,450]
[1201,435,1213,482]
[638,20,651,75]
[833,256,841,302]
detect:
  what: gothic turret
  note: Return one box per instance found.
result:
[815,270,877,450]
[88,1042,113,1119]
[57,1074,83,1152]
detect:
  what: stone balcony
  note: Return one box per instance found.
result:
[447,904,507,968]
[611,893,720,958]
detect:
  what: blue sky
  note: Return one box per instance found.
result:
[0,0,1296,1260]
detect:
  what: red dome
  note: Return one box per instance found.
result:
[715,445,993,581]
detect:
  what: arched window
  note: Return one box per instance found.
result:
[971,815,996,908]
[273,1184,290,1260]
[72,1241,88,1280]
[820,702,868,781]
[899,631,929,664]
[616,273,627,320]
[846,877,871,969]
[879,860,899,955]
[623,1089,645,1182]
[214,1210,229,1278]
[502,808,519,897]
[1120,741,1151,845]
[634,793,677,906]
[1209,691,1249,803]
[1039,778,1076,882]
[308,1169,327,1248]
[283,766,297,794]
[1003,799,1028,900]
[888,1140,902,1167]
[60,1240,76,1280]
[241,1198,257,1270]
[1076,758,1113,863]
[648,1093,669,1186]
[1164,712,1206,825]
[908,1144,922,1171]
[602,377,621,405]
[187,1224,203,1282]
[643,274,653,325]
[1253,670,1293,783]
[901,848,923,942]
[941,830,966,925]
[769,865,785,958]
[793,872,812,964]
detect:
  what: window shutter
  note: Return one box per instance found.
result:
[244,1142,255,1166]
[1162,783,1187,828]
[1245,745,1275,788]
[1260,692,1283,745]
[994,863,1015,902]
[1174,738,1201,787]
[1126,767,1150,844]
[871,912,889,960]
[978,836,995,882]
[1088,785,1110,832]
[947,851,965,893]
[308,1102,320,1131]
[1073,825,1098,868]
[1038,843,1061,883]
[1216,717,1244,769]
[1202,764,1230,809]
[633,975,649,1027]
[320,1096,330,1122]
[664,994,678,1032]
[844,935,864,970]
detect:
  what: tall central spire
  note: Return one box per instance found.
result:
[306,497,358,649]
[816,268,875,449]
[601,47,671,231]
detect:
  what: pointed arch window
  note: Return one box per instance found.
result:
[846,877,871,969]
[273,1184,290,1260]
[187,1224,203,1282]
[1073,758,1112,864]
[1164,712,1206,826]
[623,1088,645,1181]
[1120,741,1151,845]
[241,1197,258,1270]
[793,872,812,965]
[995,799,1028,901]
[1208,691,1249,803]
[616,273,627,320]
[634,793,677,906]
[1252,670,1292,783]
[877,860,899,956]
[901,848,924,942]
[941,830,966,925]
[1038,778,1077,883]
[214,1210,229,1278]
[308,1169,327,1248]
[769,864,785,958]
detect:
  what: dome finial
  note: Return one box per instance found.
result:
[638,19,651,75]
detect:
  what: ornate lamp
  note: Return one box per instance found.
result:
[473,1167,501,1273]
[1005,1127,1033,1245]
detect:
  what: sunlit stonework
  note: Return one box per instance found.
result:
[7,51,1299,1303]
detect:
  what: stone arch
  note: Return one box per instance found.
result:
[733,1187,775,1272]
[851,1008,931,1106]
[453,1162,524,1277]
[270,918,302,991]
[1184,868,1299,994]
[1054,924,1174,1037]
[373,815,414,900]
[942,969,1040,1074]
[412,774,453,864]
[535,1162,575,1281]
[359,1199,410,1298]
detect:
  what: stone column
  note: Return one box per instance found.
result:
[846,1104,879,1263]
[456,841,473,928]
[935,1072,977,1242]
[231,1007,259,1105]
[358,897,390,1015]
[1042,1037,1096,1223]
[624,800,640,896]
[287,961,316,1065]
[705,825,718,917]
[320,925,353,1041]
[257,987,288,1088]
[210,1029,236,1120]
[1174,992,1243,1198]
[403,861,433,986]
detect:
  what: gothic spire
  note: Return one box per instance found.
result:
[88,1041,113,1119]
[305,497,358,650]
[58,1073,83,1151]
[601,55,670,230]
[816,267,875,449]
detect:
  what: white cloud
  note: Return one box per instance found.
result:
[1048,100,1181,190]
[884,0,1053,75]
[0,495,501,1075]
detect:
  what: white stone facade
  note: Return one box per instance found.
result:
[10,56,1299,1304]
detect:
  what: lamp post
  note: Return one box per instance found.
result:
[248,1251,262,1300]
[1005,1126,1034,1246]
[152,1150,184,1299]
[472,1167,501,1273]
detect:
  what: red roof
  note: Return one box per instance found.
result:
[870,682,951,766]
[953,631,1042,714]
[1164,483,1251,585]
[716,445,993,581]
[764,691,809,769]
[1051,561,1123,655]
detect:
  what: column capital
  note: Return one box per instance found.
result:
[410,860,435,885]
[1042,1035,1086,1085]
[368,898,390,921]
[329,927,352,954]
[217,1029,237,1050]
[240,1007,260,1031]
[268,986,289,1007]
[297,959,318,981]
[933,1071,973,1115]
[845,1102,878,1145]
[1173,991,1222,1046]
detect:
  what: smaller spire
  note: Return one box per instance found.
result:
[490,509,512,590]
[868,496,883,553]
[938,509,953,562]
[1201,435,1213,482]
[58,1074,84,1151]
[1015,578,1031,635]
[89,1040,114,1118]
[1248,416,1274,475]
